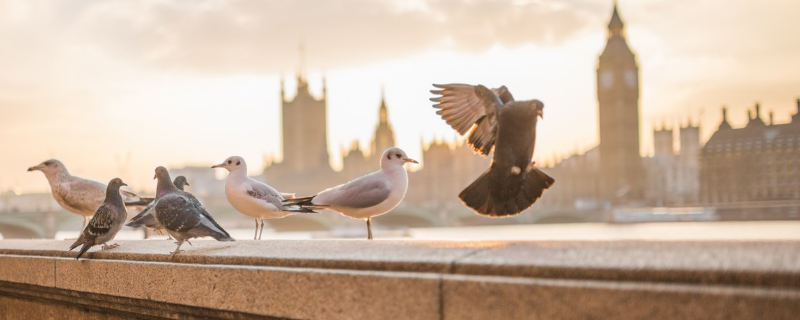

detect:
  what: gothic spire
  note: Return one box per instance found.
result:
[379,85,388,123]
[608,1,625,37]
[719,107,731,130]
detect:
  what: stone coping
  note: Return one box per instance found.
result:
[1,240,799,319]
[1,239,799,288]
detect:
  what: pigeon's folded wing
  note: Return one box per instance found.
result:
[157,196,202,233]
[430,84,504,156]
[184,193,231,237]
[85,204,114,237]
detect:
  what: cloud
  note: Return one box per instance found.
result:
[2,0,593,73]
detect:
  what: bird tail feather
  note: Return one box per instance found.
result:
[459,164,554,217]
[75,243,92,260]
[191,216,235,242]
[284,206,318,213]
[69,234,86,251]
[126,210,155,228]
[282,195,315,206]
[282,195,327,212]
[71,238,94,260]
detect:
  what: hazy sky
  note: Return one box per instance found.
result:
[1,0,799,193]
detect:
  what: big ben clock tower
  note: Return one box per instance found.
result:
[597,3,644,203]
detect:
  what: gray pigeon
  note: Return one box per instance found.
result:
[126,176,190,240]
[69,178,129,260]
[152,166,234,257]
[430,84,554,217]
[28,159,152,229]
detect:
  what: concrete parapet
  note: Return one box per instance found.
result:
[0,239,798,319]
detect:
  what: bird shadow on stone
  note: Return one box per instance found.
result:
[171,243,238,257]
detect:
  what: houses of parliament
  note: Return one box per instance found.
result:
[260,2,800,216]
[259,73,488,208]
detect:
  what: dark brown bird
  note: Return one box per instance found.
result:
[69,178,129,259]
[430,84,554,217]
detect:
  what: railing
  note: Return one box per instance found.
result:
[0,239,798,319]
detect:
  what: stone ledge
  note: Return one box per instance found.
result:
[0,240,799,319]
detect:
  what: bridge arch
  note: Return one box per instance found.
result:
[0,223,43,239]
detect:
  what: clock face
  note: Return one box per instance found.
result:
[624,69,637,88]
[600,71,613,89]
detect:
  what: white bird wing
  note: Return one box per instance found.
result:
[316,173,391,209]
[245,179,285,209]
[58,177,106,214]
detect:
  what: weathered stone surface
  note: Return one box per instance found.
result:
[0,239,505,273]
[454,241,800,287]
[55,259,440,320]
[0,255,55,287]
[0,295,139,320]
[1,239,799,319]
[443,274,800,320]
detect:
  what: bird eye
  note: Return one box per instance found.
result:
[236,161,240,165]
[387,154,391,160]
[44,161,52,166]
[395,153,401,158]
[227,160,232,164]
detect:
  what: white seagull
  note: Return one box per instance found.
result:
[285,147,418,240]
[27,159,149,229]
[212,156,314,240]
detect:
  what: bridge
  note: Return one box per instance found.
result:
[0,202,605,239]
[0,210,61,239]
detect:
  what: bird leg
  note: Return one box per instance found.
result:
[82,216,88,230]
[170,241,184,258]
[186,240,192,246]
[101,243,119,250]
[366,218,373,240]
[258,219,265,240]
[253,219,259,240]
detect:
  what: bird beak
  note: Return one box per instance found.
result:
[537,109,544,119]
[122,182,128,187]
[404,158,419,164]
[27,164,42,172]
[153,174,157,180]
[211,163,225,169]
[184,182,190,186]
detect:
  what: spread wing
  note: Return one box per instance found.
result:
[316,174,391,209]
[246,180,285,209]
[430,84,505,156]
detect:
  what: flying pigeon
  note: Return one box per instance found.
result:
[68,178,129,260]
[152,166,234,257]
[27,159,152,228]
[430,84,554,217]
[126,175,190,239]
[285,147,418,240]
[212,156,314,240]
